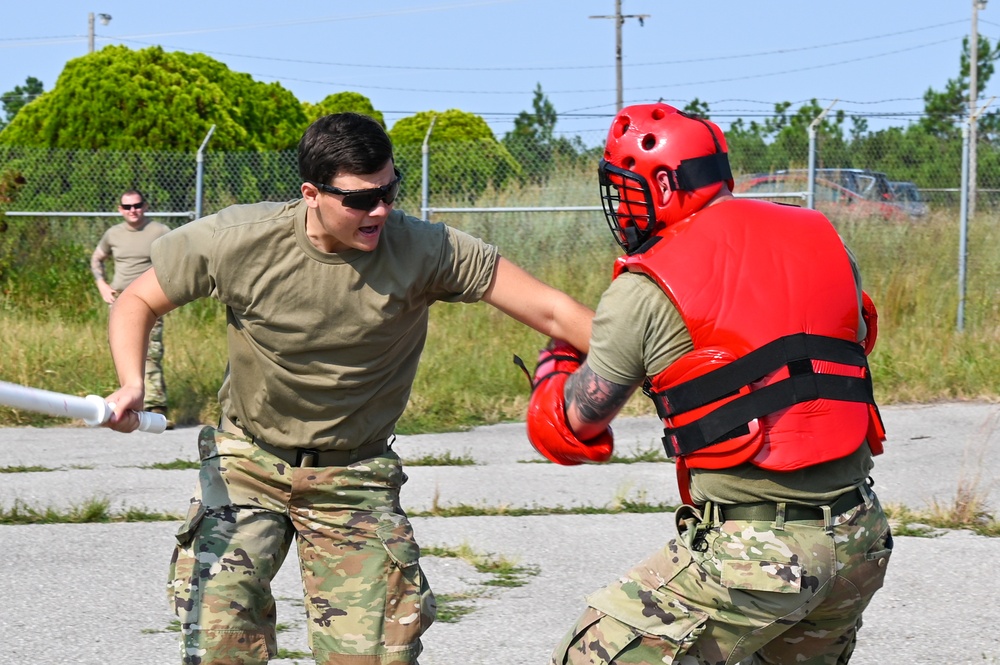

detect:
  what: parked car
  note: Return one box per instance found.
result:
[888,180,929,218]
[777,168,894,203]
[734,173,908,222]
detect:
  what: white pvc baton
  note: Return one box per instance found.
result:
[0,380,167,434]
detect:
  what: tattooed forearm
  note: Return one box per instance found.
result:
[90,250,107,282]
[565,363,634,424]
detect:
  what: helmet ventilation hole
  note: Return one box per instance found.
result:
[642,134,656,151]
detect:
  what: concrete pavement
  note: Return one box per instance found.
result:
[1,402,998,664]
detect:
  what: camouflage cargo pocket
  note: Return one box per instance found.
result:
[719,559,802,593]
[584,577,708,662]
[376,520,436,650]
[167,500,206,611]
[707,523,805,594]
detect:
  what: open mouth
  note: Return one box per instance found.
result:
[359,224,380,237]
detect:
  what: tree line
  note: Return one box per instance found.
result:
[2,37,999,203]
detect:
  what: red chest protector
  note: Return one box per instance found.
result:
[614,199,885,496]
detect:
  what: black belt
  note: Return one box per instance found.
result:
[219,415,390,467]
[719,486,866,523]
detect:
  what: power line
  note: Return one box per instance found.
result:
[106,19,968,72]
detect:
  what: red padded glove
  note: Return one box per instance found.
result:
[525,340,614,465]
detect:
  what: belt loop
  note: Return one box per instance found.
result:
[296,450,319,467]
[774,502,786,530]
[706,501,721,527]
[860,479,875,507]
[822,504,834,534]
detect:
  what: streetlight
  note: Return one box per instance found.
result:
[88,12,112,54]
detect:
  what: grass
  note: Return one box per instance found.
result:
[401,451,477,466]
[520,445,670,464]
[140,619,181,634]
[142,458,200,470]
[0,464,57,473]
[274,649,312,660]
[421,543,539,623]
[0,200,998,434]
[883,415,998,538]
[884,498,999,538]
[0,497,182,524]
[6,491,994,537]
[410,495,680,518]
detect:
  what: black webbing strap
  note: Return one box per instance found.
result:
[666,152,733,192]
[661,371,875,457]
[650,333,868,417]
[647,333,876,458]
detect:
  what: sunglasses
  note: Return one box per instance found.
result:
[120,202,145,210]
[311,170,402,211]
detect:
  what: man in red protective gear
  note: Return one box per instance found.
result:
[527,103,891,665]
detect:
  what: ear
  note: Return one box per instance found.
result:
[654,170,673,204]
[301,182,320,208]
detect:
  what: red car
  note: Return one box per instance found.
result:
[734,173,908,222]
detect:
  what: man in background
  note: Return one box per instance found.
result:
[91,189,173,428]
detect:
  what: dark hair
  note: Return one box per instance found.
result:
[298,113,394,185]
[120,189,145,205]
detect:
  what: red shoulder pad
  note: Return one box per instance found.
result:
[861,290,878,355]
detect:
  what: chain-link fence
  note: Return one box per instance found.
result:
[1,132,998,321]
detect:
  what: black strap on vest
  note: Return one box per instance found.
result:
[645,333,875,458]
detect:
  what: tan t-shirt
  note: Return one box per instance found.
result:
[96,220,172,291]
[151,200,499,450]
[589,270,873,506]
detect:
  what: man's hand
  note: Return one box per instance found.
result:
[97,281,118,305]
[103,384,145,432]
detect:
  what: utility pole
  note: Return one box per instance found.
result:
[88,12,112,54]
[589,0,649,112]
[969,0,986,218]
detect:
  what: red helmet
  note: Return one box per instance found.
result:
[599,103,734,253]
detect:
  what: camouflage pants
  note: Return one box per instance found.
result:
[552,485,893,665]
[143,316,167,410]
[168,427,436,665]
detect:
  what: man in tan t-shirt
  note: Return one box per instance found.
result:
[91,189,172,427]
[98,113,595,665]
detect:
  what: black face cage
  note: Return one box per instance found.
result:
[598,159,657,254]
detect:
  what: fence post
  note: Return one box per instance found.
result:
[958,118,971,333]
[807,100,837,210]
[194,125,216,221]
[420,115,437,220]
[957,97,995,332]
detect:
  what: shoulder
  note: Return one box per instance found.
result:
[148,221,172,236]
[100,222,128,242]
[212,200,301,231]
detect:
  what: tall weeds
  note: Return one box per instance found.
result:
[1,190,997,431]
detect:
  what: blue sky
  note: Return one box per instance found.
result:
[1,1,995,147]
